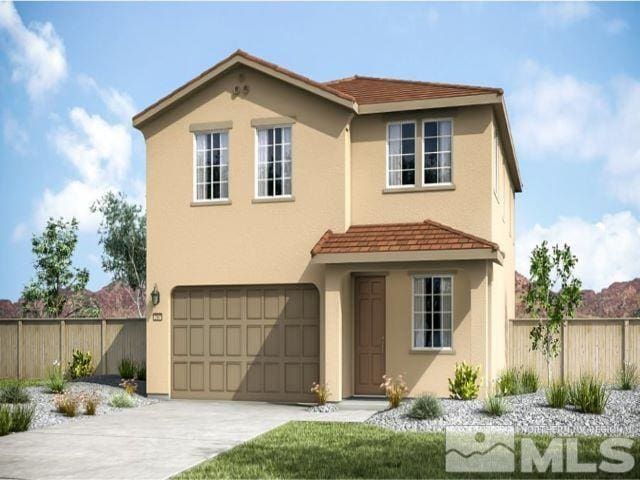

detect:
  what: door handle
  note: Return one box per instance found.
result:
[381,336,385,353]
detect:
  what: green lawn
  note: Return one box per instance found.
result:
[0,378,44,388]
[175,422,639,479]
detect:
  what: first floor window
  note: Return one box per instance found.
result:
[424,120,452,185]
[195,131,229,200]
[257,126,292,197]
[387,122,416,187]
[413,275,453,348]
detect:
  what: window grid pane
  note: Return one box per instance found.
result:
[388,122,415,187]
[195,132,229,201]
[424,120,452,185]
[413,276,452,348]
[257,126,292,197]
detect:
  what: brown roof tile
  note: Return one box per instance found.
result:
[311,219,498,256]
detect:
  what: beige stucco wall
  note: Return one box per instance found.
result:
[140,66,352,394]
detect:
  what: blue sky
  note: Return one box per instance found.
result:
[1,1,639,299]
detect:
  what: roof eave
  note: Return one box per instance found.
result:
[311,248,503,265]
[493,98,523,192]
[356,92,502,115]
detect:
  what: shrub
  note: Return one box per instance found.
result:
[380,374,408,409]
[496,368,520,396]
[545,380,569,408]
[409,394,443,420]
[0,405,12,436]
[45,361,66,394]
[54,393,80,417]
[310,382,330,405]
[109,391,134,408]
[84,392,100,416]
[118,358,137,380]
[519,366,540,394]
[448,362,481,400]
[10,404,34,432]
[617,362,639,391]
[0,383,30,404]
[484,394,509,416]
[66,350,94,379]
[119,378,138,395]
[570,374,609,414]
[136,363,146,381]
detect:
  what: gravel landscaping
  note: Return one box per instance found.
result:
[307,403,339,413]
[367,389,640,437]
[24,378,156,430]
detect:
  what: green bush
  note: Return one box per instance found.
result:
[570,375,609,414]
[0,383,30,404]
[66,350,94,379]
[136,363,146,381]
[10,404,34,432]
[118,358,137,380]
[109,391,134,408]
[496,368,520,396]
[617,362,639,391]
[45,362,66,393]
[519,366,540,394]
[484,394,509,416]
[448,362,481,400]
[408,395,443,420]
[0,405,12,436]
[545,380,569,408]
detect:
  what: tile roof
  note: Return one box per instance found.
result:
[324,75,502,105]
[311,219,498,256]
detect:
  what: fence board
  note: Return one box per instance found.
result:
[0,318,145,379]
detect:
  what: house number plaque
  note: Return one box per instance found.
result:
[152,313,163,322]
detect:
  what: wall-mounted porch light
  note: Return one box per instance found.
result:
[151,284,160,306]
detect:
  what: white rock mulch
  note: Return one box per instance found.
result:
[26,382,156,430]
[307,403,339,413]
[367,389,640,437]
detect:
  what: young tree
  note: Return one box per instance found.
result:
[91,192,146,317]
[525,241,582,385]
[21,218,99,318]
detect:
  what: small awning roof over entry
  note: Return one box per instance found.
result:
[310,219,503,264]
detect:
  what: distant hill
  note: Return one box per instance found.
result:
[516,272,640,318]
[0,282,142,318]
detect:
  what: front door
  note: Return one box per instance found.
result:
[354,276,386,395]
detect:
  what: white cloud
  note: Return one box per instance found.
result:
[77,75,136,123]
[604,18,629,35]
[517,212,640,291]
[510,63,640,208]
[37,107,133,231]
[2,112,28,155]
[0,1,67,100]
[539,2,593,27]
[10,223,27,243]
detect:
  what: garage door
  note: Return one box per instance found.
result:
[171,284,319,402]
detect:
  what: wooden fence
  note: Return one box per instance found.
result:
[0,318,145,379]
[508,318,640,383]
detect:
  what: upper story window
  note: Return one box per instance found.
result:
[413,275,453,349]
[423,120,452,185]
[387,122,416,187]
[195,131,229,201]
[256,126,292,198]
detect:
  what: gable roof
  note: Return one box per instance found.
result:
[311,219,498,256]
[132,50,521,191]
[324,75,502,105]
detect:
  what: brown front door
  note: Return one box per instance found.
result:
[354,276,386,395]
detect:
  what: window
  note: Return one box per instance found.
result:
[413,275,453,349]
[195,131,229,201]
[387,122,416,187]
[423,120,452,185]
[256,126,292,197]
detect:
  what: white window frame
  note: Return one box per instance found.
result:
[411,274,454,351]
[386,120,417,189]
[192,129,230,203]
[254,125,293,199]
[422,118,453,187]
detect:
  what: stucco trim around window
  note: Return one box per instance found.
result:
[189,121,233,132]
[382,184,456,194]
[251,116,296,128]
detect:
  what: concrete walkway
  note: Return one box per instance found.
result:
[0,400,374,480]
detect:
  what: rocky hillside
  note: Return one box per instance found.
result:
[516,272,640,318]
[0,282,142,318]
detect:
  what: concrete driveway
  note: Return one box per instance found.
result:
[0,400,374,480]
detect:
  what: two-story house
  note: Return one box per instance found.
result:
[133,50,522,402]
